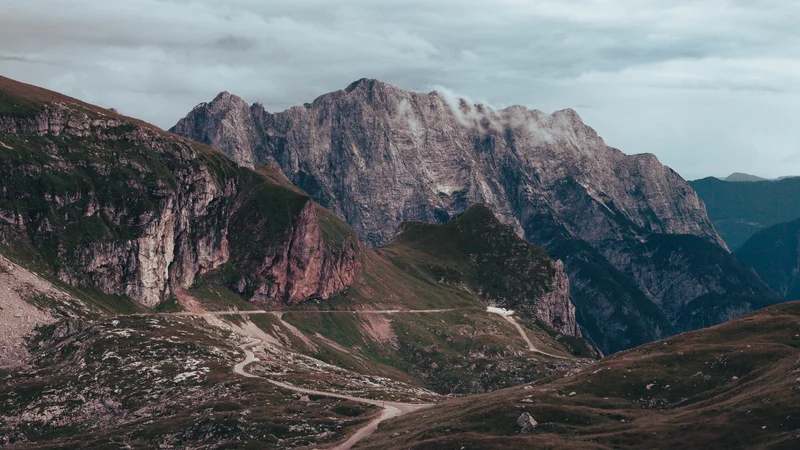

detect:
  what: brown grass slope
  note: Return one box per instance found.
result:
[359,301,800,449]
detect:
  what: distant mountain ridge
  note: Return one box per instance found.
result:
[704,172,800,182]
[689,176,800,249]
[172,78,779,353]
[736,218,800,300]
[724,172,768,182]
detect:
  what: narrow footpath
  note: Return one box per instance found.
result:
[486,307,571,359]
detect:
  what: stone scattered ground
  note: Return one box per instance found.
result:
[0,254,84,367]
[0,281,589,449]
[0,315,385,449]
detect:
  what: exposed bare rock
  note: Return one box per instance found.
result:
[241,202,361,305]
[535,260,578,336]
[517,412,537,431]
[173,79,721,248]
[0,77,361,308]
[173,79,777,352]
[0,253,83,367]
[176,92,260,168]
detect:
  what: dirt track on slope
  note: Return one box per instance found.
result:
[234,339,432,450]
[487,308,571,359]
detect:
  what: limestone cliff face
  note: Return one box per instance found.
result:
[0,87,360,308]
[251,202,361,304]
[173,79,722,249]
[173,92,260,168]
[173,79,779,352]
[534,260,578,336]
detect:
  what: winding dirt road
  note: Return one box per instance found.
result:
[137,308,464,318]
[486,308,571,359]
[234,340,431,450]
[221,305,567,447]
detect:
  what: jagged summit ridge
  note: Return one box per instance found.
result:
[172,78,719,248]
[170,78,774,353]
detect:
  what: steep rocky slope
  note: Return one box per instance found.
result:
[736,218,800,300]
[280,206,597,395]
[0,76,361,309]
[360,301,800,450]
[690,176,800,249]
[173,78,778,353]
[382,204,578,336]
[0,75,590,392]
[0,77,602,448]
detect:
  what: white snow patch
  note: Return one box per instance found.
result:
[487,307,514,317]
[436,184,457,196]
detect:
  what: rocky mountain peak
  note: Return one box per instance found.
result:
[344,77,383,93]
[0,76,362,309]
[207,90,250,112]
[171,78,775,353]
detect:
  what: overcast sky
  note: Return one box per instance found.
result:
[1,0,798,179]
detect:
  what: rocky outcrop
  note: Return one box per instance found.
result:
[517,412,538,431]
[174,92,260,168]
[173,78,778,352]
[0,77,361,308]
[534,260,577,336]
[390,204,579,336]
[248,202,361,304]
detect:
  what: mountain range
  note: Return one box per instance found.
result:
[719,173,798,182]
[690,176,800,249]
[736,218,800,301]
[1,75,796,449]
[172,78,780,353]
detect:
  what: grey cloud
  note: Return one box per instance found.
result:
[0,0,798,179]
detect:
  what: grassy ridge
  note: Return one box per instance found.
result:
[384,205,558,325]
[359,301,800,449]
